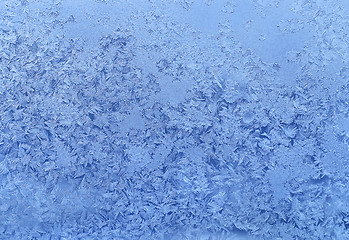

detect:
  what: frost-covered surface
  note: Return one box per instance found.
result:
[0,0,349,239]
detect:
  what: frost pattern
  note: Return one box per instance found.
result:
[0,0,348,239]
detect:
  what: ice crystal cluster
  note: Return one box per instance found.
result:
[0,0,349,239]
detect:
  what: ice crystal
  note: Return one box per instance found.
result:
[0,0,348,239]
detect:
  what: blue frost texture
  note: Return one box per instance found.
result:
[0,0,348,239]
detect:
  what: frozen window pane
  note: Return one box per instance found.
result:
[0,0,348,239]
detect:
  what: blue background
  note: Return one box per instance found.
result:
[0,0,349,239]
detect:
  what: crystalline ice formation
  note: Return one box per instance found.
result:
[0,0,348,239]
